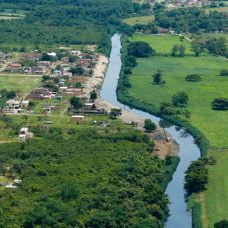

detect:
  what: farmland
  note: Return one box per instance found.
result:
[126,33,228,227]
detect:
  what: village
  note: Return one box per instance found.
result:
[0,46,109,128]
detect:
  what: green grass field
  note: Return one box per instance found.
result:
[131,33,192,54]
[0,74,41,96]
[128,34,228,227]
[123,15,154,25]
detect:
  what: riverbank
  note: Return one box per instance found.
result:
[96,96,178,159]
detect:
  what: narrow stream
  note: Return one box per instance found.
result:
[100,33,201,228]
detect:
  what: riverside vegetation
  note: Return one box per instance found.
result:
[117,32,228,227]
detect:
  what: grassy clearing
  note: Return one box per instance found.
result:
[131,33,192,54]
[123,15,154,25]
[203,150,228,227]
[127,33,228,227]
[0,74,41,95]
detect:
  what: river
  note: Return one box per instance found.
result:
[100,33,201,228]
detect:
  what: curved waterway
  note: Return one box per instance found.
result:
[100,33,201,228]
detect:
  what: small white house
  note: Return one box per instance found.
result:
[19,128,33,141]
[5,99,21,113]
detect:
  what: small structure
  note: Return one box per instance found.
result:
[5,99,21,113]
[84,103,94,110]
[19,128,33,141]
[72,115,85,123]
[21,100,30,109]
[43,105,55,114]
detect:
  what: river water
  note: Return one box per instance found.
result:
[100,33,201,228]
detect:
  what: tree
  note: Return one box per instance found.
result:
[85,213,116,228]
[220,69,228,76]
[171,45,179,56]
[214,220,228,228]
[109,108,122,119]
[90,90,97,101]
[61,183,80,201]
[212,98,228,111]
[127,41,156,58]
[144,119,156,132]
[205,38,227,56]
[172,91,189,107]
[70,66,84,75]
[184,160,208,195]
[70,96,83,109]
[179,45,185,57]
[191,40,204,57]
[153,70,164,85]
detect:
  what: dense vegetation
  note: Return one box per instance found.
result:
[184,160,208,195]
[127,41,156,58]
[0,0,152,53]
[155,8,228,33]
[0,117,177,227]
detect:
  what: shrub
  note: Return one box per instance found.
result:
[220,69,228,76]
[172,91,189,107]
[214,220,228,228]
[185,74,201,82]
[127,41,156,58]
[212,98,228,110]
[185,160,208,195]
[144,119,156,132]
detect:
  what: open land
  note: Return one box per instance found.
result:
[123,15,154,25]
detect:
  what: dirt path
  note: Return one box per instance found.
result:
[96,97,179,159]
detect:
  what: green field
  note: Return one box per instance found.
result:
[131,33,192,54]
[0,74,41,95]
[127,34,228,227]
[123,15,154,25]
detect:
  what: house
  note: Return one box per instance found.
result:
[9,63,22,72]
[65,88,84,96]
[61,57,69,63]
[19,127,33,141]
[47,52,57,57]
[22,53,41,61]
[84,103,94,110]
[33,66,46,75]
[53,70,62,77]
[70,50,82,57]
[5,99,21,113]
[72,115,85,123]
[37,61,51,67]
[21,100,30,109]
[43,105,55,114]
[28,88,51,99]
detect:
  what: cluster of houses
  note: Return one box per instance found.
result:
[4,59,51,75]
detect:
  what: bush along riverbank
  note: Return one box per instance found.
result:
[117,35,209,226]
